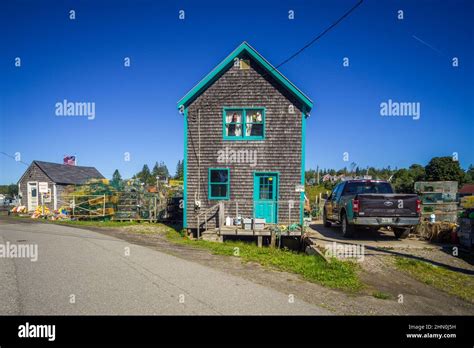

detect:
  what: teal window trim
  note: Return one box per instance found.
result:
[208,168,230,200]
[252,171,280,200]
[223,107,265,141]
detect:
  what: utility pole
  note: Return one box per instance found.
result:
[316,165,319,185]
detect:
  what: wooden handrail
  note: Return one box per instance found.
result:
[196,202,224,239]
[196,203,220,219]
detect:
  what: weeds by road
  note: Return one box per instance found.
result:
[394,256,474,303]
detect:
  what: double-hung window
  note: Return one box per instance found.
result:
[208,168,230,200]
[223,107,265,140]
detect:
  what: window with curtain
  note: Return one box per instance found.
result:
[223,108,264,140]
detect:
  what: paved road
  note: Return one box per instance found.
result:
[0,219,329,315]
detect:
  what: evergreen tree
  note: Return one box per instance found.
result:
[152,161,170,182]
[111,169,123,189]
[137,164,151,185]
[175,160,184,180]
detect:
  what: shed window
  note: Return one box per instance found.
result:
[209,168,230,200]
[223,108,265,140]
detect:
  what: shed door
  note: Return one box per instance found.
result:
[27,182,38,211]
[253,173,278,224]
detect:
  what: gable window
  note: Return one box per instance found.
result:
[208,168,230,200]
[223,108,265,140]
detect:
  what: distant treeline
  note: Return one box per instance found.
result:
[306,156,474,193]
[110,160,184,188]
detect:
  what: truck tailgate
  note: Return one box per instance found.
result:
[357,194,419,217]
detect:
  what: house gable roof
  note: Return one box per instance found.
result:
[460,184,474,194]
[177,42,313,113]
[19,161,104,185]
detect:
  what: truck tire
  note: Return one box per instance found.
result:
[393,227,410,239]
[323,209,331,227]
[341,212,355,238]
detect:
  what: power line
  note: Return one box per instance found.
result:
[0,152,29,166]
[190,0,364,114]
[275,0,364,70]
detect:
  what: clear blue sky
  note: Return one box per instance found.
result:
[1,0,472,184]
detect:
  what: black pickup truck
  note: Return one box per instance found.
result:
[322,180,421,238]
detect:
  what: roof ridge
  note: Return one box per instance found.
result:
[33,160,96,169]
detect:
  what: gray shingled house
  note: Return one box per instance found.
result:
[177,42,313,235]
[18,161,104,211]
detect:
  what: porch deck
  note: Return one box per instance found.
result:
[217,226,302,237]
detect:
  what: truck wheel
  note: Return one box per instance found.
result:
[323,209,331,227]
[393,228,410,239]
[341,212,355,238]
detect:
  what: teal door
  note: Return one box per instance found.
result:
[253,173,278,224]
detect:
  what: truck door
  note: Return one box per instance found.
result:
[325,190,334,220]
[332,183,345,221]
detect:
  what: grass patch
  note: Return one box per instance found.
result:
[372,291,391,300]
[394,257,474,303]
[166,229,363,292]
[47,219,139,228]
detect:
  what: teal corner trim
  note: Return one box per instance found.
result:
[183,108,188,228]
[208,168,230,200]
[177,42,313,111]
[222,107,265,141]
[300,106,306,225]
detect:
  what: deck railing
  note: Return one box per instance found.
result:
[193,198,306,236]
[195,201,224,239]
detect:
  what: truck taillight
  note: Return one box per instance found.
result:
[353,199,360,213]
[416,199,421,214]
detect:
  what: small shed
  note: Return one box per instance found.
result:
[177,42,313,235]
[459,184,474,198]
[18,160,104,211]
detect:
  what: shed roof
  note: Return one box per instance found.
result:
[21,161,104,185]
[177,41,313,112]
[459,184,474,194]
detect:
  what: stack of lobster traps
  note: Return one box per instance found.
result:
[414,181,459,223]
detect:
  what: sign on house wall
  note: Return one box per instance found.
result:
[38,182,49,194]
[295,184,304,193]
